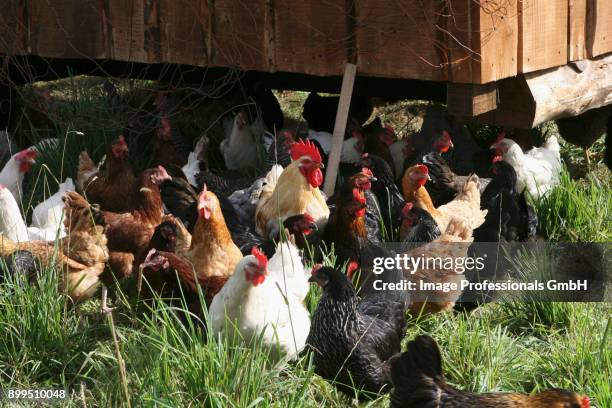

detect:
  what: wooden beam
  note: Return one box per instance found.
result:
[469,52,612,128]
[323,63,356,197]
[447,82,498,117]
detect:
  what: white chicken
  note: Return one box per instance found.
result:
[220,111,264,172]
[0,148,37,204]
[209,243,311,363]
[31,178,75,240]
[182,134,207,188]
[491,135,561,199]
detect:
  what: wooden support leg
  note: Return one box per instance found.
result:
[323,63,357,197]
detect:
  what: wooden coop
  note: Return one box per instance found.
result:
[1,0,611,129]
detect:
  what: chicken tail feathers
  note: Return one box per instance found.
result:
[389,335,445,408]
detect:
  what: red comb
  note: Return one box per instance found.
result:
[442,130,452,141]
[0,184,5,190]
[15,149,36,160]
[581,396,589,408]
[290,139,322,162]
[492,155,503,163]
[251,247,268,269]
[198,185,208,201]
[416,164,429,173]
[361,168,373,179]
[384,124,395,134]
[347,261,359,278]
[311,263,323,276]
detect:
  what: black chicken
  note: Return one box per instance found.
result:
[390,335,590,408]
[422,152,490,206]
[307,266,408,399]
[399,203,441,248]
[302,92,373,133]
[0,250,40,284]
[360,153,405,235]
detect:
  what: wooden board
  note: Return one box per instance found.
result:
[0,1,27,55]
[518,0,568,73]
[159,0,207,66]
[274,0,347,77]
[355,0,445,81]
[107,0,146,62]
[569,0,588,61]
[28,0,106,59]
[587,0,612,57]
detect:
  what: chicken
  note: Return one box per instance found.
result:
[102,166,171,283]
[360,153,405,233]
[152,115,188,169]
[556,105,610,167]
[78,135,137,213]
[0,148,36,204]
[220,111,264,172]
[30,178,75,240]
[491,135,561,199]
[180,186,243,284]
[255,140,329,237]
[404,130,454,171]
[324,169,381,265]
[141,249,229,308]
[0,192,109,301]
[403,218,473,314]
[402,164,487,235]
[182,134,208,187]
[1,250,40,284]
[307,265,407,399]
[362,117,396,175]
[209,244,311,363]
[422,152,491,206]
[0,184,30,242]
[302,92,373,133]
[390,335,590,408]
[399,202,441,244]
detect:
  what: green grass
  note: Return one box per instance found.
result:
[1,80,610,406]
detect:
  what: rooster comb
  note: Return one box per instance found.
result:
[251,247,268,269]
[303,212,315,223]
[15,148,37,160]
[360,168,374,179]
[416,164,429,173]
[290,139,322,162]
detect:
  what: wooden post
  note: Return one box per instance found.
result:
[323,63,357,196]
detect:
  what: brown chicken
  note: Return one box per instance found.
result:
[0,192,109,301]
[390,335,590,408]
[402,164,486,235]
[78,135,136,213]
[141,249,229,307]
[101,166,171,285]
[152,115,188,169]
[179,185,243,284]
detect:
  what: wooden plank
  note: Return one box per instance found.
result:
[323,63,356,197]
[447,0,479,84]
[0,1,27,55]
[274,0,347,76]
[477,0,519,83]
[158,0,206,66]
[107,0,146,62]
[587,0,612,57]
[518,0,568,73]
[447,82,498,117]
[27,0,106,59]
[356,0,444,82]
[211,0,268,71]
[569,0,588,61]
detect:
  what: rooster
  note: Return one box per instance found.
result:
[307,265,407,399]
[78,135,136,213]
[491,135,561,199]
[402,164,487,235]
[209,244,311,363]
[0,148,36,204]
[390,335,590,408]
[255,140,329,238]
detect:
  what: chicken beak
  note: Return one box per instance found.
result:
[317,162,325,169]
